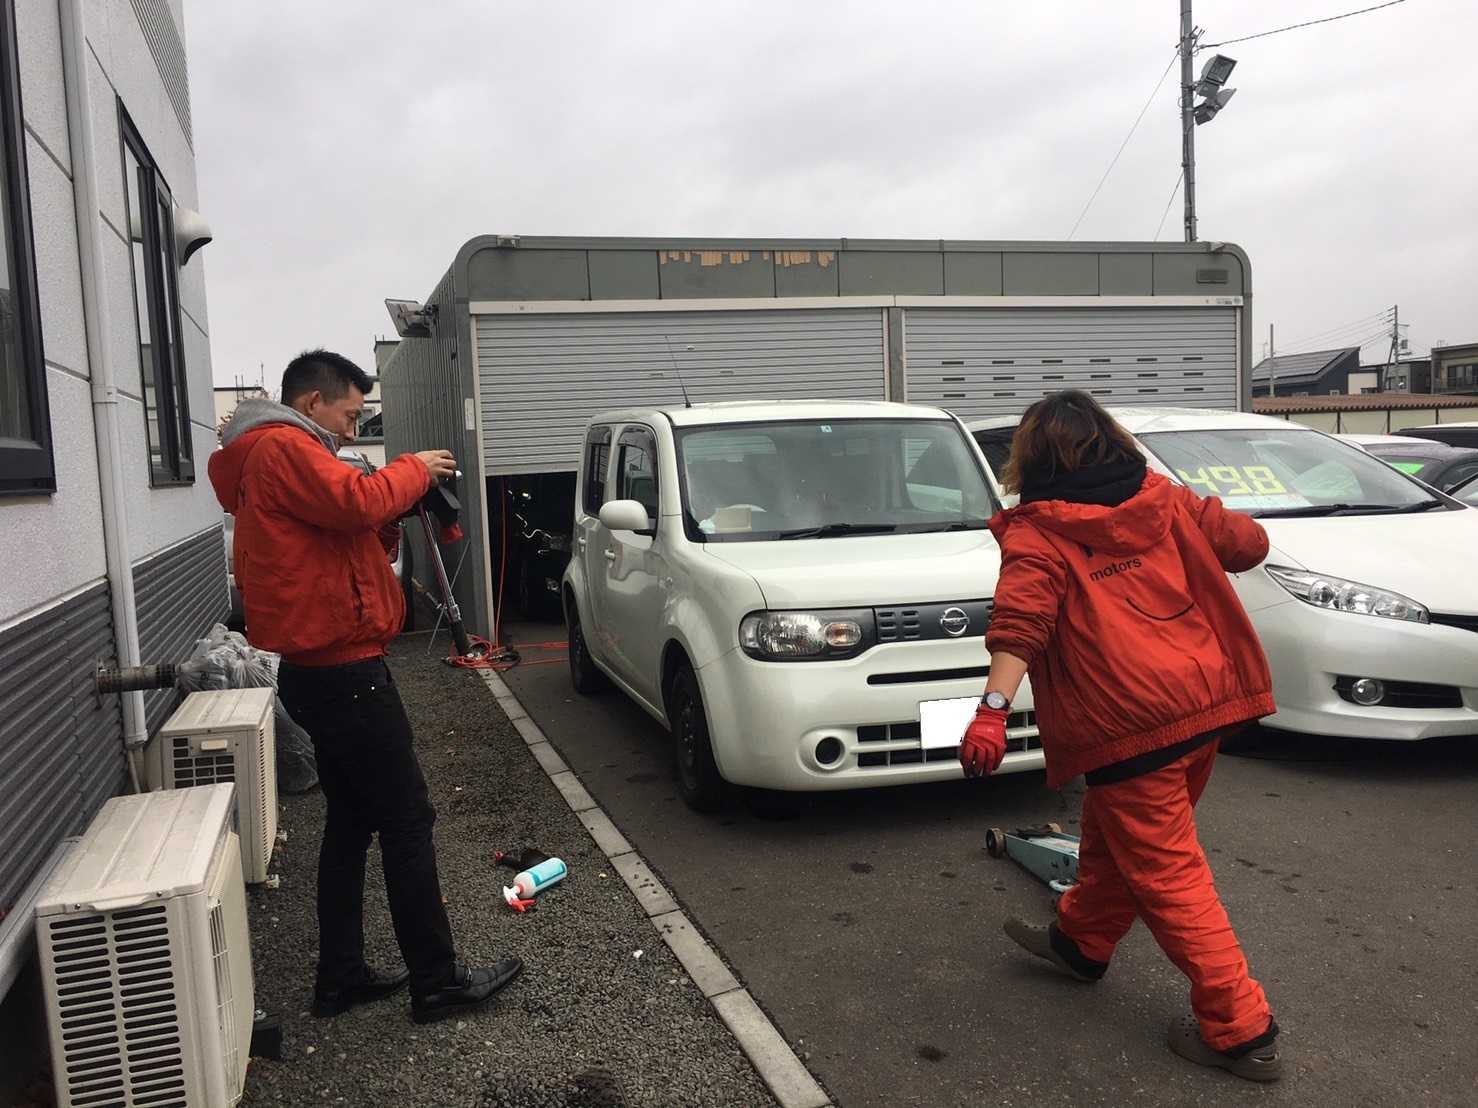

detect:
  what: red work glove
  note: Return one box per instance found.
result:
[959,705,1008,777]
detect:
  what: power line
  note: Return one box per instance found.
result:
[1276,310,1394,352]
[1153,170,1184,240]
[1204,0,1406,48]
[1068,48,1180,239]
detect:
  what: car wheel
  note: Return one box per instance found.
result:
[516,557,554,622]
[567,604,608,695]
[668,663,735,813]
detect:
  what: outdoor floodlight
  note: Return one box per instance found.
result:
[385,298,436,338]
[1195,54,1237,96]
[1193,86,1237,125]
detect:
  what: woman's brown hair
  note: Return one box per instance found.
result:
[998,390,1143,495]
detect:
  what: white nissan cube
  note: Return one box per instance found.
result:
[562,400,1043,811]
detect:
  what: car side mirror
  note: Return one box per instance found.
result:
[599,498,655,536]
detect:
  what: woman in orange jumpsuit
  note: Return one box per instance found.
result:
[958,390,1284,1082]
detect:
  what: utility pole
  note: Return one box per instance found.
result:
[1382,305,1401,392]
[1180,0,1198,242]
[1268,324,1275,397]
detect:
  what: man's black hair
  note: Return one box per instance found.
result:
[281,348,374,405]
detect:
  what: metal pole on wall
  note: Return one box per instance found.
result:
[1180,0,1197,242]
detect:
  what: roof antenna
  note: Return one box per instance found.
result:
[664,335,693,409]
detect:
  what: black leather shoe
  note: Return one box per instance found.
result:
[410,958,524,1024]
[312,965,411,1017]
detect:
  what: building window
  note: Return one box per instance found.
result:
[0,2,53,495]
[120,108,192,485]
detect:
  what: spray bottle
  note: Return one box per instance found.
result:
[503,856,568,912]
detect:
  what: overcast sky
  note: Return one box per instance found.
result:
[185,1,1472,392]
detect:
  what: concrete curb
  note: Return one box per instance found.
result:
[477,669,834,1108]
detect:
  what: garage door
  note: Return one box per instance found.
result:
[475,308,888,474]
[903,306,1239,419]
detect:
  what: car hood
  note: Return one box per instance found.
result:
[699,531,998,607]
[1262,510,1478,611]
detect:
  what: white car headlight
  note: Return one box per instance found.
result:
[739,611,868,660]
[1264,565,1428,623]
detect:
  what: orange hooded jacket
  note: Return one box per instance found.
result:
[209,400,433,667]
[985,471,1275,788]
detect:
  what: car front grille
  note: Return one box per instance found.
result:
[874,600,993,643]
[855,709,1039,768]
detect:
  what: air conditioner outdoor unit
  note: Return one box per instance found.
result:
[149,687,278,883]
[35,783,254,1108]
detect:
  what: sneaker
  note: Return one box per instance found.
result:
[1167,1014,1284,1082]
[312,964,410,1017]
[410,957,524,1024]
[1003,917,1106,982]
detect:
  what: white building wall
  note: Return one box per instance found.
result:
[1,0,220,630]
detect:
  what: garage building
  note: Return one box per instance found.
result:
[379,235,1252,641]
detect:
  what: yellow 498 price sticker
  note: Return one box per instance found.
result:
[1175,465,1310,508]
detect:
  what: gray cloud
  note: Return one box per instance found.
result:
[187,0,1471,387]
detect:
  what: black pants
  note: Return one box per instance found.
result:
[278,657,456,993]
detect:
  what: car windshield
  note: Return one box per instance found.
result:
[676,418,998,541]
[1137,426,1450,517]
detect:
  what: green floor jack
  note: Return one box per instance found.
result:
[986,823,1080,900]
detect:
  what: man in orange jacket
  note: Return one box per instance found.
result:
[210,348,523,1024]
[959,390,1283,1081]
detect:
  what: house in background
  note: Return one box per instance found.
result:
[1431,341,1478,395]
[1250,347,1374,398]
[0,1,227,1094]
[1369,355,1432,394]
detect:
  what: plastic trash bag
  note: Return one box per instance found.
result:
[178,624,319,793]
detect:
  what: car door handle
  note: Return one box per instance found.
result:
[604,549,616,562]
[576,536,587,550]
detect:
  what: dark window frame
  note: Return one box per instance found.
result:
[119,106,193,486]
[0,1,54,495]
[582,425,612,516]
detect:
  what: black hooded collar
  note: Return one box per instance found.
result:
[1019,456,1148,508]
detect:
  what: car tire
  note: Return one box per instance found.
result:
[568,604,609,695]
[668,663,735,813]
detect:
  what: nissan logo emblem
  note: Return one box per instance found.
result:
[940,607,969,637]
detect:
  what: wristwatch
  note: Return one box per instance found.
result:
[981,690,1011,712]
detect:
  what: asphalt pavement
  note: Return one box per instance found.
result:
[493,615,1478,1108]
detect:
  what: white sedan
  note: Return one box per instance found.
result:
[969,407,1478,741]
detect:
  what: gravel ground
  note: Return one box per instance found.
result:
[242,630,781,1108]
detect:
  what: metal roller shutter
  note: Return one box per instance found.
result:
[475,308,887,474]
[903,306,1239,419]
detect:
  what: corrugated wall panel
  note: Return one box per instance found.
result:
[133,525,231,732]
[903,306,1239,419]
[0,584,123,919]
[475,308,888,475]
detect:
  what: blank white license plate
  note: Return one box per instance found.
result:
[918,696,980,750]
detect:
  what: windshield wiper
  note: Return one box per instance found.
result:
[776,522,899,539]
[905,520,991,533]
[1248,500,1445,519]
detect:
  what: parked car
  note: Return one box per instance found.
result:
[1392,422,1478,449]
[1449,471,1478,506]
[563,399,1044,810]
[1335,433,1478,493]
[970,407,1478,742]
[225,448,413,631]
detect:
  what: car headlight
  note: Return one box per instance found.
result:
[739,610,871,660]
[1264,565,1428,623]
